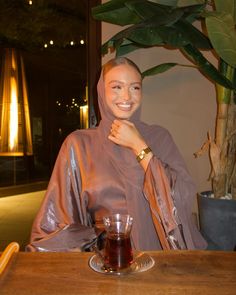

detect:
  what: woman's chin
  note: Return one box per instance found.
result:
[113,110,135,120]
[114,114,131,120]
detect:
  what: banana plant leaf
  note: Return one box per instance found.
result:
[205,12,236,68]
[93,0,235,89]
[112,40,233,90]
[159,19,211,48]
[182,44,235,89]
[101,23,165,54]
[91,0,141,25]
[141,63,181,78]
[92,0,206,26]
[213,0,236,18]
[148,0,205,7]
[101,16,211,52]
[124,0,184,23]
[116,42,148,56]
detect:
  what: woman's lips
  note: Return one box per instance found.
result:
[116,103,132,111]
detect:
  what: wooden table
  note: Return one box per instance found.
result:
[0,251,235,295]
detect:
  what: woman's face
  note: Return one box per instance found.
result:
[104,64,142,119]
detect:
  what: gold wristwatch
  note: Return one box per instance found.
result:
[136,147,152,162]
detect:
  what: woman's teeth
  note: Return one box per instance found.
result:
[117,103,131,110]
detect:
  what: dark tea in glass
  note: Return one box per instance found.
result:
[104,232,133,270]
[103,214,133,271]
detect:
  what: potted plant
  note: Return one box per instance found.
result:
[92,0,236,250]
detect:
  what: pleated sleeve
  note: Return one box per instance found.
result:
[143,128,207,250]
[26,137,97,252]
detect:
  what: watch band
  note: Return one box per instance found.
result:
[136,147,152,162]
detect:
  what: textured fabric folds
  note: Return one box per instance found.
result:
[27,67,207,252]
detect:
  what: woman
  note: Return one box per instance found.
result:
[27,57,207,252]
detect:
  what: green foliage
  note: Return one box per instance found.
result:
[142,63,180,78]
[92,0,142,25]
[205,12,236,68]
[93,0,235,90]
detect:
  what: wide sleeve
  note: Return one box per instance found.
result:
[143,129,207,250]
[26,136,98,252]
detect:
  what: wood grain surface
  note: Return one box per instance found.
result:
[0,251,235,295]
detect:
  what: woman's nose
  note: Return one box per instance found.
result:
[123,88,131,101]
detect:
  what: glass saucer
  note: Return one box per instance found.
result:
[88,252,155,275]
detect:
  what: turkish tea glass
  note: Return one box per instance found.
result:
[103,214,133,271]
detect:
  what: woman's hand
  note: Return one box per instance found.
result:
[108,119,153,170]
[108,119,143,152]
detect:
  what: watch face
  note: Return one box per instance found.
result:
[137,147,151,162]
[140,152,145,159]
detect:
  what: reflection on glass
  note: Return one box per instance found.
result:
[0,48,33,156]
[0,1,101,188]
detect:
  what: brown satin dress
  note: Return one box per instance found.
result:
[26,68,207,252]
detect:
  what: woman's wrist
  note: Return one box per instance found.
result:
[132,141,153,171]
[132,138,148,155]
[136,147,152,162]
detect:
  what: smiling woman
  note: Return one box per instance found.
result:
[26,57,207,253]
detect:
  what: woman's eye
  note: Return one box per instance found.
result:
[131,85,141,91]
[112,85,122,90]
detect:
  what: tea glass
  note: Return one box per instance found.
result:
[102,213,133,271]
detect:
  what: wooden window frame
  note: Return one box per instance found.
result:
[87,0,101,127]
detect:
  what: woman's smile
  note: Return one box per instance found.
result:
[116,102,132,111]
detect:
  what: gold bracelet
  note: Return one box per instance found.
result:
[136,147,152,162]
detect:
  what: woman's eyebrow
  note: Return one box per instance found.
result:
[108,80,141,85]
[108,80,124,84]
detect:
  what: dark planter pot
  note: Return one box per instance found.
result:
[198,191,236,251]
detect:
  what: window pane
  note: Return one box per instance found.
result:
[0,1,101,188]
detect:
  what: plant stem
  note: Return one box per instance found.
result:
[212,61,235,196]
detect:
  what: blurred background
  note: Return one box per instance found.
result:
[0,0,101,189]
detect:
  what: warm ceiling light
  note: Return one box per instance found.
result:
[70,41,74,46]
[49,40,54,45]
[80,39,85,45]
[44,44,48,48]
[28,0,33,5]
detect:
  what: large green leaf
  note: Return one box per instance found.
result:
[125,0,184,23]
[127,25,164,46]
[148,0,178,6]
[214,0,236,23]
[176,0,205,7]
[182,44,235,89]
[206,12,236,67]
[141,63,180,78]
[126,16,211,48]
[101,23,163,54]
[174,19,211,49]
[116,41,148,56]
[154,26,191,47]
[148,0,205,7]
[102,22,196,48]
[92,0,141,26]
